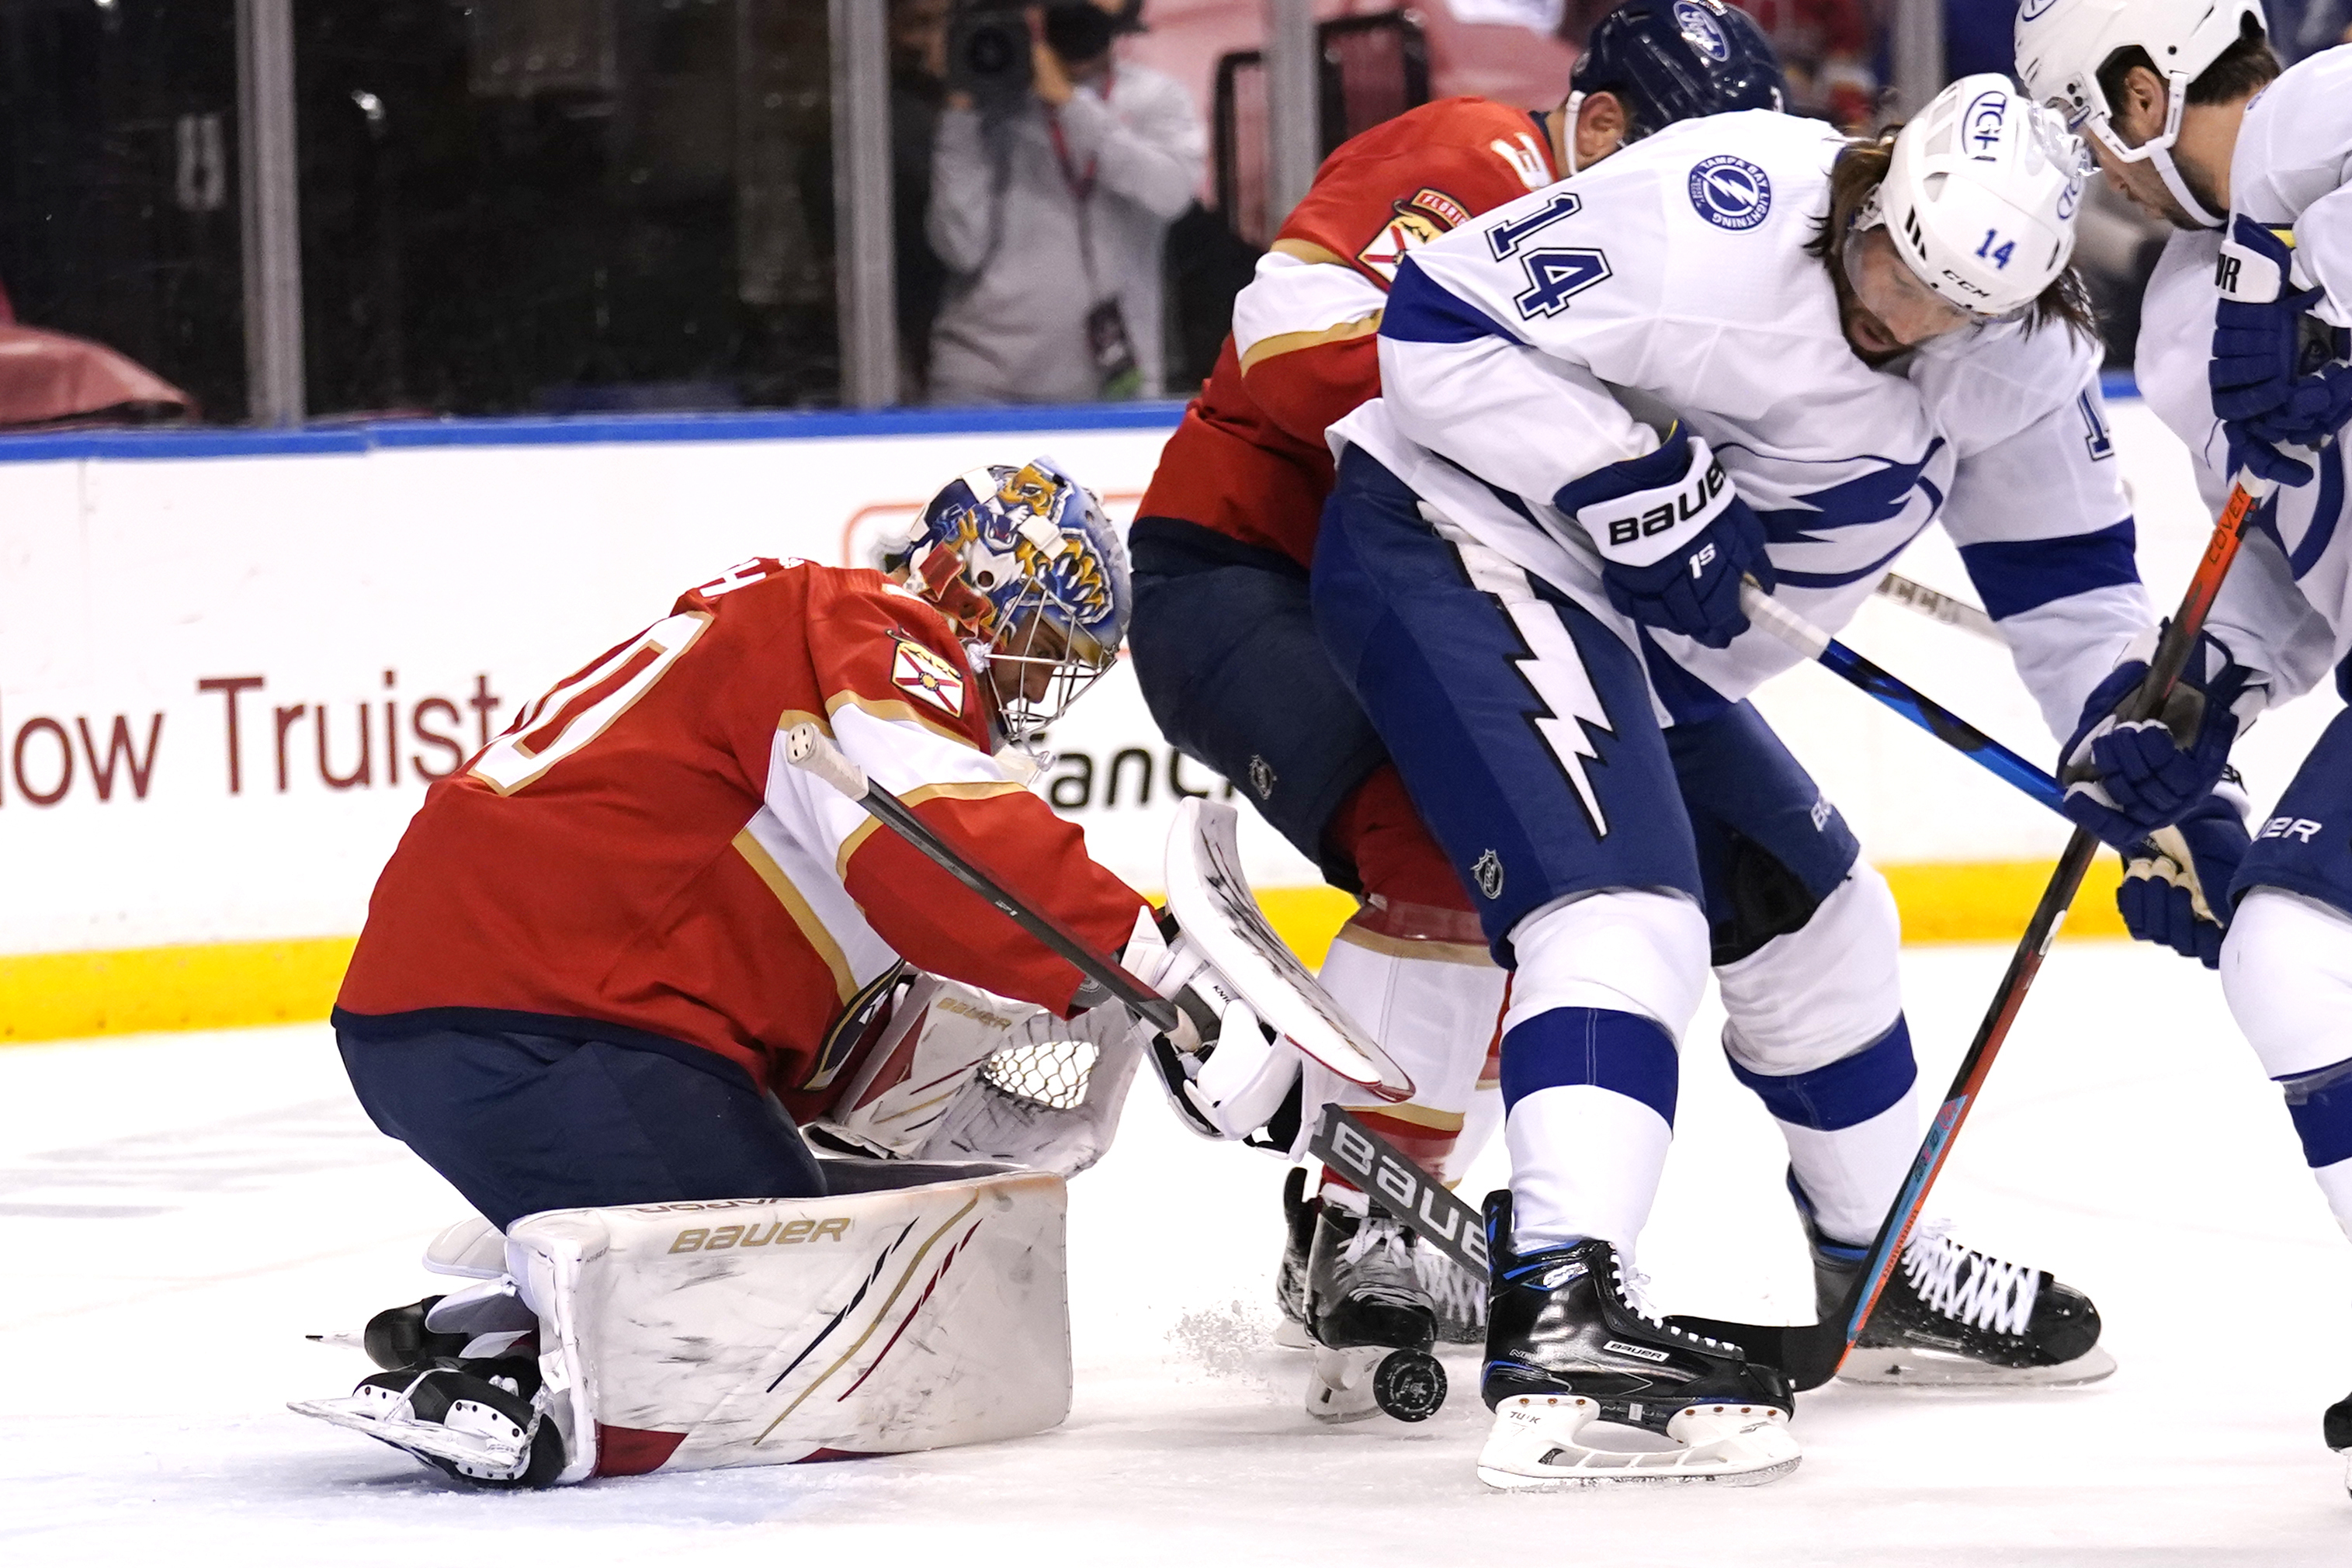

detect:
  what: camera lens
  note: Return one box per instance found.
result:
[964,28,1018,75]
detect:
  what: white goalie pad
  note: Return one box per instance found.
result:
[511,1163,1071,1483]
[1164,799,1413,1101]
[811,973,1143,1176]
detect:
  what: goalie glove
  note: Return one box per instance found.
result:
[1119,904,1303,1142]
[2118,789,2250,970]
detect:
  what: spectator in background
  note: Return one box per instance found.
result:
[891,0,954,397]
[926,1,1204,404]
[1724,0,1877,127]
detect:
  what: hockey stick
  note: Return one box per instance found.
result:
[1873,572,2000,644]
[780,723,1181,1035]
[1740,582,2064,815]
[1691,477,2276,1389]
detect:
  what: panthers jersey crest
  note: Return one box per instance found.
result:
[888,630,967,717]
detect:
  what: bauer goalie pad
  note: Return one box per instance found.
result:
[1163,800,1411,1100]
[811,973,1142,1176]
[296,1164,1070,1486]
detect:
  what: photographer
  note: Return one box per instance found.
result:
[926,0,1204,404]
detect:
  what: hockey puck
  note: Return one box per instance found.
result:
[1372,1350,1446,1422]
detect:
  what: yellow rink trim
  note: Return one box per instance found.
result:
[0,860,2130,1047]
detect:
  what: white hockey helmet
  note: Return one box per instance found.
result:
[2013,0,2267,229]
[1863,75,2089,321]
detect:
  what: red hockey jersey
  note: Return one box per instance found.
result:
[337,558,1147,1098]
[1137,98,1559,566]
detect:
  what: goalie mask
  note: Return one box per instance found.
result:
[886,458,1132,748]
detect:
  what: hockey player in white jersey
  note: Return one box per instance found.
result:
[1313,78,2128,1486]
[2017,0,2352,1490]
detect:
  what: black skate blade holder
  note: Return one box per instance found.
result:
[1313,1105,1838,1384]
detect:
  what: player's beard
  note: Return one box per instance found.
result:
[1823,251,1910,369]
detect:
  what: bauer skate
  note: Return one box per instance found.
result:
[1302,1197,1448,1423]
[292,1285,565,1488]
[1476,1194,1799,1490]
[1274,1167,1318,1350]
[1793,1173,2113,1387]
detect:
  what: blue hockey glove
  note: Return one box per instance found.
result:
[2116,792,2250,970]
[1558,427,1774,650]
[2211,216,2346,487]
[2059,627,2263,845]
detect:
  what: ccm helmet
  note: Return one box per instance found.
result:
[886,458,1131,746]
[2014,0,2267,229]
[1570,0,1788,151]
[1868,75,2090,320]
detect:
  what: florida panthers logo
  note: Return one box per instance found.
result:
[889,631,967,717]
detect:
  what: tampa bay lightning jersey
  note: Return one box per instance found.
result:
[2135,49,2352,710]
[1330,109,2145,740]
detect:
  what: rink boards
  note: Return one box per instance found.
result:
[0,392,2335,1042]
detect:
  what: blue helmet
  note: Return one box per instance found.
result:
[886,456,1130,745]
[1570,1,1788,142]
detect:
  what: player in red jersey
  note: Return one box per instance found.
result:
[305,458,1334,1486]
[1126,2,1788,1382]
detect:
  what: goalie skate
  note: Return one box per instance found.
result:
[1476,1194,1798,1490]
[293,1363,566,1489]
[1795,1174,2113,1388]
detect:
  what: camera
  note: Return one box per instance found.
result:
[945,3,1032,109]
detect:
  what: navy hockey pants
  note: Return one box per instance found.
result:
[1312,446,1863,965]
[337,1012,825,1231]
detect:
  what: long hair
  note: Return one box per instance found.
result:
[1808,134,2100,345]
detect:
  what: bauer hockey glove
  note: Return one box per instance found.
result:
[2060,626,2264,844]
[1119,904,1299,1142]
[2211,215,2347,487]
[1559,427,1774,650]
[2117,790,2250,970]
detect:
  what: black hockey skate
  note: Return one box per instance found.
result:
[1302,1198,1447,1423]
[293,1285,565,1487]
[1477,1192,1799,1490]
[1793,1172,2113,1387]
[2323,1389,2352,1498]
[1274,1167,1319,1350]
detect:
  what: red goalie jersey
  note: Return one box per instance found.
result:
[336,557,1146,1101]
[1137,97,1560,565]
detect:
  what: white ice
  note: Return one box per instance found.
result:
[5,942,2349,1566]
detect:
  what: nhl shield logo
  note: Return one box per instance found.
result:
[889,631,967,717]
[1247,754,1278,801]
[1472,848,1504,900]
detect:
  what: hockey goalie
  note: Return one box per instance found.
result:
[296,459,1330,1487]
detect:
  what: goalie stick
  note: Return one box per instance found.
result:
[780,723,1181,1035]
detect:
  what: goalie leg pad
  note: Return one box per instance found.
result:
[508,1162,1072,1483]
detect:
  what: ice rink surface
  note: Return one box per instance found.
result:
[5,941,2350,1566]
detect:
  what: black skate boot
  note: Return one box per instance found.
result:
[1793,1171,2113,1386]
[1302,1196,1446,1423]
[1274,1167,1319,1349]
[1477,1192,1799,1490]
[293,1282,564,1487]
[2323,1389,2352,1498]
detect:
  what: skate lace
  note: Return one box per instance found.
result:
[1611,1256,1729,1351]
[1341,1213,1414,1271]
[1414,1244,1483,1322]
[1899,1219,2040,1337]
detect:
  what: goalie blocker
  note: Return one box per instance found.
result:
[293,1161,1072,1486]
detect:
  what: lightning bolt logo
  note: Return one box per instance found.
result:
[1445,532,1615,838]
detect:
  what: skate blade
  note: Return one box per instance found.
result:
[290,1393,531,1479]
[1273,1316,1313,1351]
[1476,1396,1802,1490]
[1835,1343,2118,1389]
[1304,1344,1384,1424]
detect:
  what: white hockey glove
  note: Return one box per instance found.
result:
[1120,904,1303,1143]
